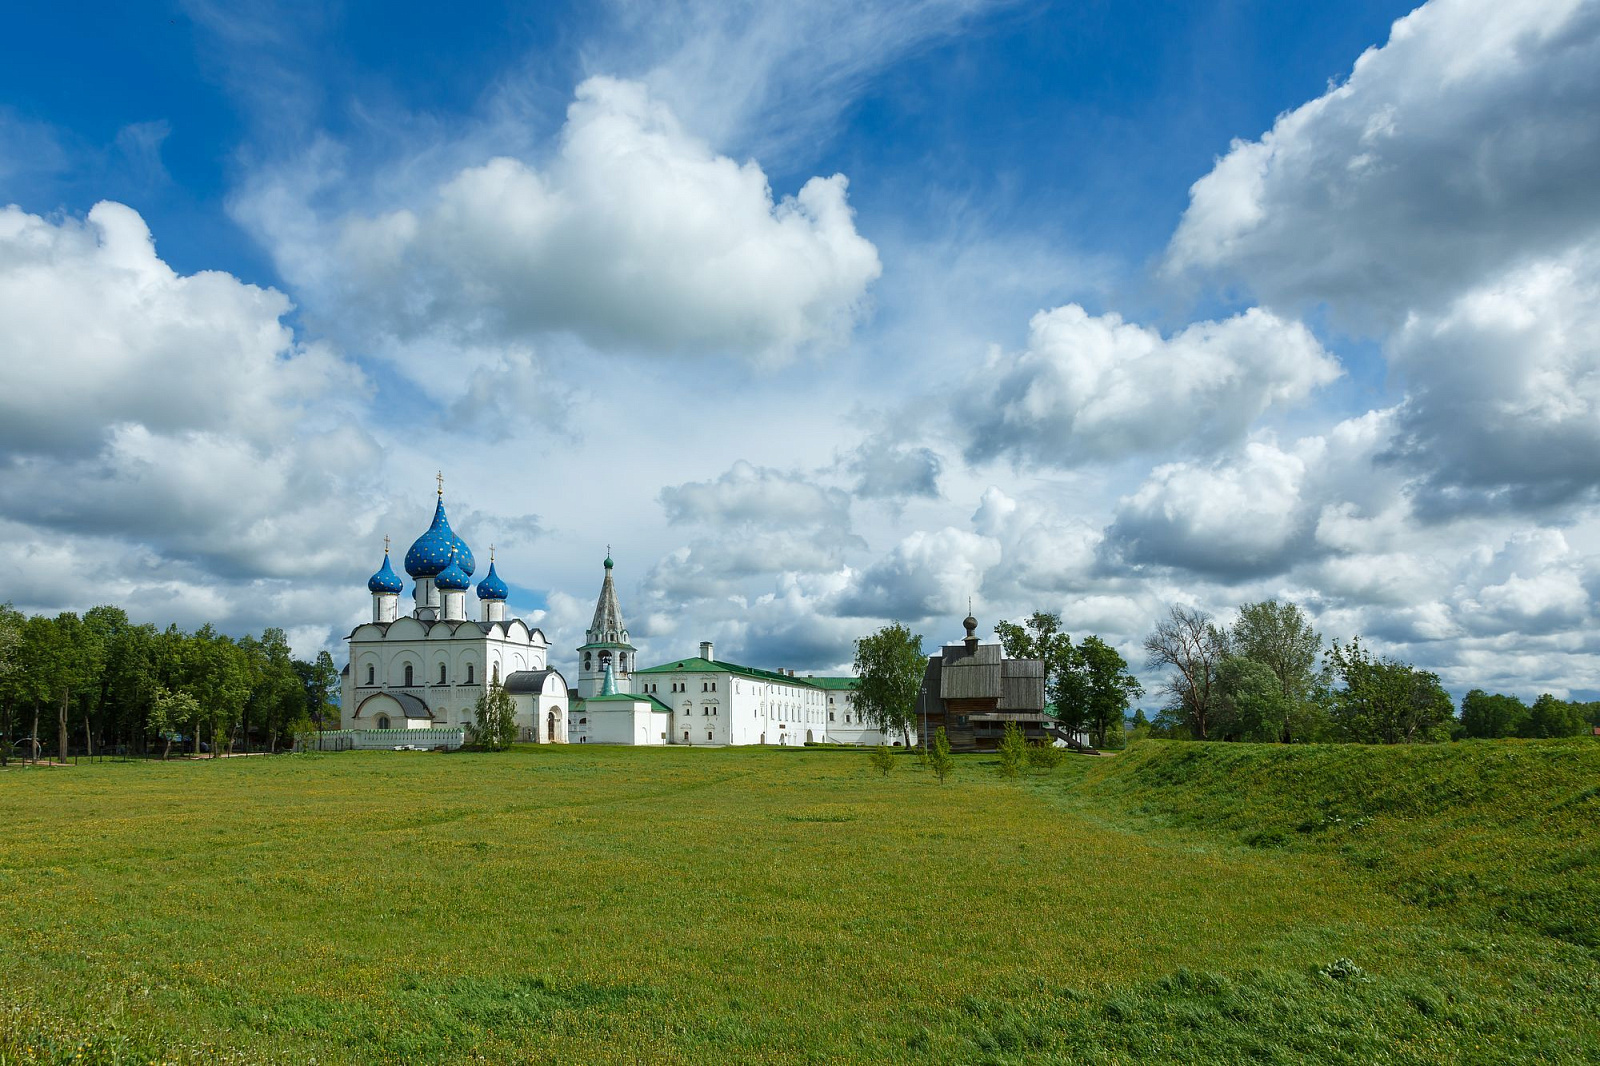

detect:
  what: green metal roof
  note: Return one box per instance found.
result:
[578,692,673,714]
[576,640,637,652]
[806,676,859,690]
[634,657,825,689]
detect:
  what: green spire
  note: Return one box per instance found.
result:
[601,660,617,696]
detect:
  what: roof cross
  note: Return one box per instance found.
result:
[436,470,444,497]
[384,534,390,555]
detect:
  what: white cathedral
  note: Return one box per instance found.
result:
[340,484,570,742]
[341,483,906,747]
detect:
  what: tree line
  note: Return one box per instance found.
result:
[1140,600,1599,744]
[0,602,340,764]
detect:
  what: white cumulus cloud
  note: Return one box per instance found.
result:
[961,304,1339,467]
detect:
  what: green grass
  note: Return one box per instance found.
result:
[0,742,1595,1063]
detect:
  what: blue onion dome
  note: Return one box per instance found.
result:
[435,558,471,591]
[367,552,404,594]
[449,531,475,578]
[476,560,508,601]
[405,498,456,578]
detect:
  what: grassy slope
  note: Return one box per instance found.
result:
[0,744,1593,1064]
[1076,739,1600,947]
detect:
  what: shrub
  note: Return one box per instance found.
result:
[1027,740,1065,770]
[998,721,1027,777]
[869,744,896,777]
[929,727,954,783]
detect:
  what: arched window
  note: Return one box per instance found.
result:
[366,664,374,685]
[439,663,447,685]
[403,664,413,687]
[377,715,391,730]
[829,712,835,722]
[467,664,475,684]
[683,731,690,742]
[584,653,592,671]
[707,731,713,741]
[493,663,500,685]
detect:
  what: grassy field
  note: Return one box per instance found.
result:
[0,742,1596,1063]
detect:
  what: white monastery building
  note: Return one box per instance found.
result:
[340,481,569,741]
[338,480,904,748]
[568,556,908,747]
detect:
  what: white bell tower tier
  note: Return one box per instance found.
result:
[577,549,637,699]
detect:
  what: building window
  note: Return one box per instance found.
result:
[439,663,447,685]
[493,663,500,685]
[366,664,374,685]
[707,731,713,741]
[403,664,413,687]
[584,653,592,671]
[467,664,475,684]
[377,715,391,729]
[829,712,835,722]
[684,731,690,742]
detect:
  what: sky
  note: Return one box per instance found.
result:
[2,0,1598,703]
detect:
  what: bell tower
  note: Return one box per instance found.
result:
[577,548,637,698]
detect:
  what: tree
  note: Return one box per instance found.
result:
[43,612,95,763]
[1459,689,1529,739]
[183,626,250,756]
[996,612,1087,737]
[868,743,896,777]
[1230,600,1321,742]
[997,721,1027,777]
[295,650,340,732]
[472,683,518,750]
[1521,694,1588,739]
[1215,656,1291,742]
[928,726,954,783]
[148,688,197,760]
[247,628,304,753]
[1128,708,1152,744]
[0,603,20,766]
[1079,636,1143,749]
[1143,606,1228,740]
[853,623,925,748]
[1323,638,1453,744]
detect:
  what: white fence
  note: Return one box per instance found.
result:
[296,728,465,752]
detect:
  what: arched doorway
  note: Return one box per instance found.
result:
[806,729,813,743]
[547,711,556,742]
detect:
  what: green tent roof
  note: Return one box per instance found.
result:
[579,692,674,714]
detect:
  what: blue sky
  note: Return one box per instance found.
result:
[2,0,1598,701]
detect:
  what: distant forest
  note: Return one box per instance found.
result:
[0,603,338,763]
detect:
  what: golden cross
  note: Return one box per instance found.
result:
[436,470,444,496]
[384,534,390,555]
[490,544,496,563]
